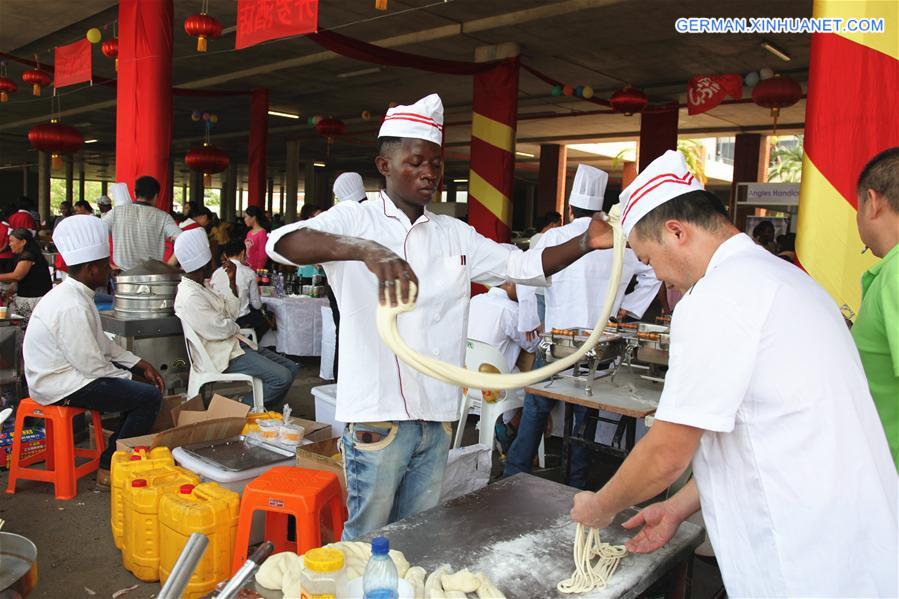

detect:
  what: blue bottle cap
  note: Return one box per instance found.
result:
[371,536,390,555]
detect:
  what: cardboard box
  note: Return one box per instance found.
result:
[116,394,251,452]
[295,437,346,500]
[291,417,332,443]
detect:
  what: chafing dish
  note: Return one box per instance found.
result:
[540,327,627,395]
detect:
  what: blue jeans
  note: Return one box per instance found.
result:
[62,376,162,470]
[340,420,452,540]
[504,391,598,489]
[225,344,300,409]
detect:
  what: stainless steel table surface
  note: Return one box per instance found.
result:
[255,474,704,598]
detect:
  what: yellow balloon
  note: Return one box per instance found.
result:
[582,85,594,99]
[86,28,102,44]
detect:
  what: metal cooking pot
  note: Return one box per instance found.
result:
[114,260,182,319]
[0,532,38,598]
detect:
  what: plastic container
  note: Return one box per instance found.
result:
[299,547,346,599]
[256,419,280,441]
[121,466,200,581]
[279,423,304,445]
[158,482,240,599]
[110,446,174,550]
[363,536,398,599]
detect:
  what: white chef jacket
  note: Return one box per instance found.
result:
[266,191,548,423]
[23,277,141,405]
[467,287,540,372]
[655,233,897,598]
[210,259,261,319]
[518,218,661,331]
[174,277,244,373]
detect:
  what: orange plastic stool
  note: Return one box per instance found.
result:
[5,398,105,501]
[231,466,346,574]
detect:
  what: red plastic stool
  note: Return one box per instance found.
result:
[5,398,105,501]
[231,466,346,574]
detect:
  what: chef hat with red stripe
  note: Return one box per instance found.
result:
[378,93,444,147]
[619,150,704,239]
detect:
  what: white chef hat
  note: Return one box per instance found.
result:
[174,228,211,273]
[97,195,112,206]
[619,150,704,239]
[53,214,110,265]
[378,93,444,147]
[333,172,366,202]
[569,164,609,211]
[109,182,133,207]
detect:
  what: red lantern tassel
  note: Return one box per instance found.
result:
[1,92,7,103]
[32,84,40,97]
[375,0,388,9]
[197,36,207,53]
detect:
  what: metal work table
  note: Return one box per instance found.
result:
[525,370,662,478]
[256,474,703,598]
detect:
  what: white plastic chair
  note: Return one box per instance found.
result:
[181,319,265,412]
[453,339,545,468]
[239,328,258,345]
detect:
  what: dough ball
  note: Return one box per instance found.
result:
[254,551,303,590]
[441,568,481,593]
[390,548,411,578]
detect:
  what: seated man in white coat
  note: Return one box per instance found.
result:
[506,164,661,489]
[571,150,897,597]
[173,229,299,410]
[23,215,165,487]
[210,240,269,341]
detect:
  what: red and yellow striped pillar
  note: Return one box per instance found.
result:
[796,0,898,317]
[467,58,520,242]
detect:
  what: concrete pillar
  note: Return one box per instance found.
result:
[266,177,274,213]
[79,160,85,201]
[537,144,567,217]
[22,165,29,197]
[189,170,204,208]
[101,180,108,196]
[180,182,187,210]
[303,162,316,213]
[279,178,285,214]
[730,133,766,225]
[38,152,51,224]
[222,163,237,222]
[285,141,299,223]
[238,185,244,214]
[638,103,679,172]
[65,157,74,203]
[445,179,457,203]
[621,161,638,189]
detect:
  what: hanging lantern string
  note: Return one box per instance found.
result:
[201,0,210,14]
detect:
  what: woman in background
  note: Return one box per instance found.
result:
[0,229,53,325]
[244,206,270,271]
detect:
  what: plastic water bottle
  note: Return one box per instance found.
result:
[363,536,398,599]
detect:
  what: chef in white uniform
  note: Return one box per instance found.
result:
[333,172,367,203]
[467,281,540,373]
[266,93,614,540]
[570,150,897,597]
[507,164,662,489]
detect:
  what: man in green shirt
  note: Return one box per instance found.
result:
[853,147,899,469]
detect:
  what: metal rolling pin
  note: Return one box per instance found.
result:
[214,541,275,599]
[158,533,209,599]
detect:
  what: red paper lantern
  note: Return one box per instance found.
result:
[101,38,119,71]
[22,69,51,97]
[185,144,230,185]
[610,85,648,116]
[184,13,222,53]
[751,74,802,133]
[0,77,16,103]
[27,122,84,156]
[314,117,346,139]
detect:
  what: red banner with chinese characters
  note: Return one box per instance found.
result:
[686,74,742,115]
[235,0,319,50]
[54,39,92,88]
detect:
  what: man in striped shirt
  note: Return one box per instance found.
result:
[102,176,182,271]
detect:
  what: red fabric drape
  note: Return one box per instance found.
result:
[54,39,92,88]
[638,103,679,172]
[247,88,268,208]
[236,0,319,50]
[307,30,498,75]
[116,0,173,210]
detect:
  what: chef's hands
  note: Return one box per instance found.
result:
[362,243,418,307]
[621,500,685,553]
[571,491,616,530]
[136,359,166,393]
[583,212,616,251]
